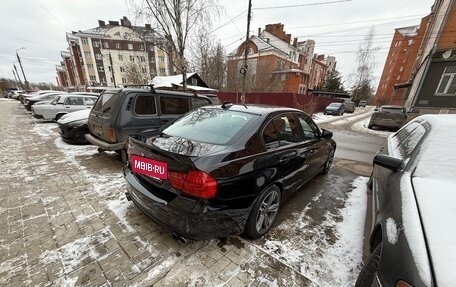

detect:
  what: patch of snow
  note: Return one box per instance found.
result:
[331,112,371,126]
[131,256,178,287]
[351,118,393,137]
[386,218,399,245]
[32,122,56,139]
[106,199,135,233]
[54,138,97,162]
[75,211,103,223]
[53,276,78,287]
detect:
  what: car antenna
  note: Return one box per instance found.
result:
[221,101,233,110]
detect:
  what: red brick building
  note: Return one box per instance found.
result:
[374,24,425,106]
[226,23,335,94]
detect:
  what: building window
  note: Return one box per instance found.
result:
[103,42,109,48]
[435,66,456,95]
[128,43,133,50]
[110,77,114,83]
[84,52,91,58]
[90,75,96,81]
[87,64,93,70]
[118,54,123,61]
[159,67,166,74]
[81,38,88,45]
[142,67,147,73]
[149,46,154,51]
[150,57,155,63]
[93,41,100,47]
[116,43,120,49]
[140,44,144,50]
[98,66,104,72]
[158,56,165,62]
[108,66,112,72]
[95,54,102,60]
[130,55,135,61]
[122,78,127,83]
[140,56,145,62]
[120,67,125,72]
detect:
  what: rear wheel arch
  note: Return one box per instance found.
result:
[55,113,67,121]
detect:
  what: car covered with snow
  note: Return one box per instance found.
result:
[356,114,456,287]
[57,109,91,144]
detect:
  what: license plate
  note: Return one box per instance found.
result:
[92,124,102,135]
[131,154,168,180]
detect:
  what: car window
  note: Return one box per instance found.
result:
[64,97,84,105]
[51,96,60,105]
[191,97,211,109]
[389,122,426,163]
[380,107,405,113]
[162,108,259,145]
[263,113,300,149]
[160,96,190,114]
[83,97,96,105]
[92,92,120,115]
[134,95,156,115]
[297,114,319,140]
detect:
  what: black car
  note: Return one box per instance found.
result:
[124,104,336,240]
[57,109,91,144]
[85,87,213,161]
[368,105,407,130]
[356,114,456,287]
[23,92,62,111]
[324,102,345,116]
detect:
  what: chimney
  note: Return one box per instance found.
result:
[123,16,131,27]
[258,27,261,36]
[293,37,298,47]
[108,21,119,26]
[98,20,106,27]
[120,19,125,26]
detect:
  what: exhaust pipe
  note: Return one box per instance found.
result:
[172,233,188,245]
[125,192,132,201]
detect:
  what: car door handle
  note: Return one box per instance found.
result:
[279,152,296,163]
[65,106,70,109]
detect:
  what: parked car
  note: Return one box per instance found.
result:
[10,90,25,100]
[57,109,91,144]
[368,105,407,130]
[124,104,337,240]
[324,102,345,116]
[31,93,98,121]
[85,88,213,161]
[23,92,64,111]
[358,100,367,107]
[355,114,456,287]
[21,90,66,104]
[344,101,356,113]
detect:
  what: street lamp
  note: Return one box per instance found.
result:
[16,47,29,89]
[13,61,24,89]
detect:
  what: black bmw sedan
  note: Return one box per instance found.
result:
[356,114,456,287]
[124,104,336,240]
[57,109,91,144]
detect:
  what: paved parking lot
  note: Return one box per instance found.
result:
[0,99,369,286]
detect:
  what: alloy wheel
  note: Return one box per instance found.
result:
[255,189,280,233]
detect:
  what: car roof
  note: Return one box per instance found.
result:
[110,87,211,98]
[204,104,303,116]
[380,105,405,109]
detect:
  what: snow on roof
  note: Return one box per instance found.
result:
[396,25,419,37]
[228,35,286,56]
[174,84,218,92]
[151,73,197,88]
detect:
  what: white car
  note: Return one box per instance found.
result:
[31,93,98,121]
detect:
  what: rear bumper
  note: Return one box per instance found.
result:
[123,167,247,240]
[325,109,340,115]
[85,133,125,151]
[369,118,404,128]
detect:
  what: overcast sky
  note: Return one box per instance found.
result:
[0,0,434,89]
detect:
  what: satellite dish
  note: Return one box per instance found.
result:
[442,49,452,59]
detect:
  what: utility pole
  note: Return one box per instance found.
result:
[16,47,29,89]
[13,64,24,89]
[240,0,252,104]
[109,53,117,88]
[12,69,19,88]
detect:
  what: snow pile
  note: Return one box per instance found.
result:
[352,118,393,137]
[386,218,399,245]
[32,122,56,139]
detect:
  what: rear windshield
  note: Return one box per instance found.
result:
[92,92,120,115]
[162,108,260,145]
[380,107,405,113]
[328,103,341,107]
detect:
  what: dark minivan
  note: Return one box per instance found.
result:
[85,87,213,161]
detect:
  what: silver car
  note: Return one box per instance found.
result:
[31,93,98,121]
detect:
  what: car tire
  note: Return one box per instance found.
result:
[324,112,327,115]
[355,244,381,287]
[244,185,281,239]
[368,124,373,129]
[320,148,335,175]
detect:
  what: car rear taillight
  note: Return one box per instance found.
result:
[106,128,116,142]
[395,280,413,287]
[168,170,217,199]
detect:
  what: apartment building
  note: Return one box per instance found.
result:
[56,17,173,91]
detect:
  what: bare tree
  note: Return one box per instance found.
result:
[131,0,219,90]
[124,61,148,85]
[191,29,226,90]
[351,28,379,103]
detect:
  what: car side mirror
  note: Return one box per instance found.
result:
[321,129,333,139]
[373,154,403,172]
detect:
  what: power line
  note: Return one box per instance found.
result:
[253,0,352,10]
[33,0,69,30]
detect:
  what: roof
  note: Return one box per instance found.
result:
[151,73,197,88]
[396,25,419,37]
[228,35,288,56]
